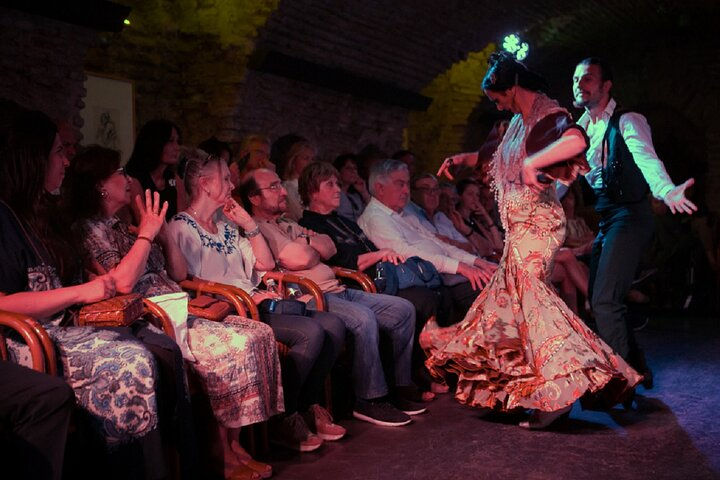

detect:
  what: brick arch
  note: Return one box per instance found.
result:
[406,44,496,174]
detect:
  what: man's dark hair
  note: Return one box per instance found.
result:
[577,57,614,83]
[237,170,261,213]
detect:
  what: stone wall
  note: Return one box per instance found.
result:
[0,7,97,126]
[2,1,718,212]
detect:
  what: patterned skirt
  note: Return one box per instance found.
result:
[424,200,642,412]
[187,316,284,428]
[12,325,160,445]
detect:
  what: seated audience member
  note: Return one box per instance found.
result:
[126,119,186,221]
[392,149,418,178]
[168,149,347,450]
[553,185,594,314]
[406,173,476,254]
[356,144,386,183]
[561,184,595,256]
[0,362,74,480]
[239,169,424,426]
[275,138,315,221]
[332,153,370,221]
[298,161,444,399]
[270,133,305,173]
[358,159,497,325]
[0,105,167,478]
[237,134,274,179]
[65,146,283,479]
[55,119,79,161]
[198,136,234,181]
[452,179,504,258]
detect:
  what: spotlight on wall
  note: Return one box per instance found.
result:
[502,34,529,61]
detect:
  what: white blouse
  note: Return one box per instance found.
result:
[168,212,260,293]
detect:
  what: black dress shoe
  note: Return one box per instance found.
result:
[641,369,654,390]
[621,389,636,410]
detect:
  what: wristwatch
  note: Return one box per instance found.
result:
[244,226,261,238]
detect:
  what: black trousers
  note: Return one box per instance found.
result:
[437,281,480,327]
[395,286,439,378]
[589,200,654,373]
[0,361,74,480]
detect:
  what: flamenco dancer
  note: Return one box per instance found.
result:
[424,52,642,429]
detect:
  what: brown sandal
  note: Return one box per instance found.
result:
[227,463,261,480]
[242,458,273,479]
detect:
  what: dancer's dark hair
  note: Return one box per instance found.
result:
[482,52,548,93]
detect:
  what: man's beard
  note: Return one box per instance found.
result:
[573,95,589,109]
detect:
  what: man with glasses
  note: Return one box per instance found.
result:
[238,168,424,427]
[406,173,477,254]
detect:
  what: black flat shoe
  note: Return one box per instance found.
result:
[518,404,572,430]
[641,369,654,390]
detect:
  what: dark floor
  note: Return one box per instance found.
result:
[260,314,720,480]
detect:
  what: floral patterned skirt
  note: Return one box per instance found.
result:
[187,316,284,428]
[424,201,642,412]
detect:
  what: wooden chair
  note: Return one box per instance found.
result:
[0,310,55,374]
[332,267,377,293]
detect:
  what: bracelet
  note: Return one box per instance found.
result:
[244,226,261,238]
[137,235,153,244]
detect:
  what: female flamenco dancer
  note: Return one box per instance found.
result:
[424,52,642,429]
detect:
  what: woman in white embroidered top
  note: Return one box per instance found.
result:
[168,149,348,454]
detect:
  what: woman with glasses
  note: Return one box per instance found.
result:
[64,146,284,480]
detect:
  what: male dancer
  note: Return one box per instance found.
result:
[572,57,696,388]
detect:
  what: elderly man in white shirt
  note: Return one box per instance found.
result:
[358,159,497,325]
[572,57,696,391]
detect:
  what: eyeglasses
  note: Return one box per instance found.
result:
[115,167,128,177]
[257,181,284,192]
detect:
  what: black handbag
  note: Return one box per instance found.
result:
[258,298,307,316]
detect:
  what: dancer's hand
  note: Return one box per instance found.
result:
[437,152,479,180]
[664,178,697,215]
[521,161,551,194]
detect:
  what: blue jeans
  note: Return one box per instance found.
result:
[310,289,416,400]
[262,311,346,413]
[589,199,654,369]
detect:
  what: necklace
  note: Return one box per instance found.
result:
[189,206,217,234]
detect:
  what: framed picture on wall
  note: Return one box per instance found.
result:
[80,72,136,164]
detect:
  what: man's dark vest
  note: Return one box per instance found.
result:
[598,109,650,207]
